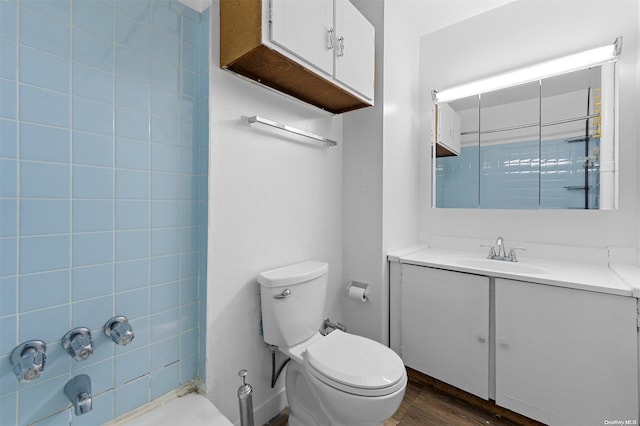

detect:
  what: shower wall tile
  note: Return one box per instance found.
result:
[0,2,208,424]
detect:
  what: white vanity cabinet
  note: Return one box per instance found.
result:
[401,265,490,399]
[495,278,639,425]
[220,0,375,113]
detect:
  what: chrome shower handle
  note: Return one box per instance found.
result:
[11,340,47,382]
[104,316,135,346]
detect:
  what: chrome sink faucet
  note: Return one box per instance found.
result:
[486,236,525,262]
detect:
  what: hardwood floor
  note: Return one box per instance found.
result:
[265,368,543,426]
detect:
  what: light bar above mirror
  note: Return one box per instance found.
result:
[433,37,622,104]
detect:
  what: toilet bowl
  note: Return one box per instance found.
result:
[258,261,407,426]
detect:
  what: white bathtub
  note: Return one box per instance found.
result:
[107,392,233,426]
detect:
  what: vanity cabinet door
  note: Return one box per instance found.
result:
[495,279,638,425]
[401,265,490,399]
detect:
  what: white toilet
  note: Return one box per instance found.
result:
[258,261,407,426]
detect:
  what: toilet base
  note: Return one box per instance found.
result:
[285,360,400,426]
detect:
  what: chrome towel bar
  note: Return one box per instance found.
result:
[245,115,338,147]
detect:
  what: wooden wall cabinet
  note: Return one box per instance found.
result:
[220,0,375,114]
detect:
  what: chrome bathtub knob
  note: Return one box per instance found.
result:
[10,340,46,382]
[62,327,94,361]
[104,316,135,346]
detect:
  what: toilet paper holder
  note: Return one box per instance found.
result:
[346,280,370,302]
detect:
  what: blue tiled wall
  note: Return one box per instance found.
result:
[436,138,600,209]
[0,1,209,424]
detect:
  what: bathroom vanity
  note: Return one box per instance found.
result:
[389,246,640,425]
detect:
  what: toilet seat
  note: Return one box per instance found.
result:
[303,330,406,397]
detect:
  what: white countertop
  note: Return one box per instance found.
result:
[391,247,635,297]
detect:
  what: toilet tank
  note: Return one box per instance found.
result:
[258,261,328,347]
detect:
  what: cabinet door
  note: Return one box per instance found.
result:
[495,279,638,425]
[334,0,375,100]
[269,0,333,76]
[401,265,490,399]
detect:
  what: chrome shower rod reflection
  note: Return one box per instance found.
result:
[460,113,601,136]
[245,116,338,146]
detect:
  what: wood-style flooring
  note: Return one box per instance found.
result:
[265,368,543,426]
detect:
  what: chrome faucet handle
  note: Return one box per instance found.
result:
[507,247,527,262]
[62,328,94,361]
[104,316,135,346]
[481,244,497,258]
[11,340,47,382]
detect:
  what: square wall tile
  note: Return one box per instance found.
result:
[115,287,149,320]
[72,131,113,168]
[72,295,113,329]
[73,200,113,233]
[72,97,113,135]
[20,161,69,198]
[18,269,69,312]
[19,85,69,128]
[114,346,149,386]
[0,40,16,81]
[151,336,179,371]
[73,63,112,103]
[150,254,179,285]
[115,107,149,142]
[20,0,70,24]
[0,119,17,158]
[72,28,113,71]
[114,375,149,417]
[115,200,149,230]
[19,46,69,93]
[0,79,16,119]
[0,1,17,41]
[0,276,17,316]
[150,362,179,399]
[19,304,68,344]
[115,76,149,112]
[72,165,113,199]
[19,235,69,274]
[19,123,69,163]
[115,230,149,261]
[72,263,113,301]
[20,199,70,236]
[0,199,16,238]
[116,169,149,200]
[0,238,16,277]
[19,7,70,58]
[72,0,114,39]
[115,259,149,292]
[72,232,113,267]
[116,14,148,52]
[151,281,179,314]
[116,138,149,170]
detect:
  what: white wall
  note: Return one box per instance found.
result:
[420,0,639,251]
[342,0,515,344]
[206,2,344,424]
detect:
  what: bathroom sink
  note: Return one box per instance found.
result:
[454,258,547,275]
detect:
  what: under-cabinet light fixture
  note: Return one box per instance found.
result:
[434,37,622,103]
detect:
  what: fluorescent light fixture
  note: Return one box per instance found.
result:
[434,37,622,103]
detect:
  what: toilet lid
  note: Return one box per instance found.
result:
[304,330,406,395]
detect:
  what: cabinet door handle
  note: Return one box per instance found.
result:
[477,336,486,344]
[499,340,509,349]
[337,36,345,57]
[327,28,335,50]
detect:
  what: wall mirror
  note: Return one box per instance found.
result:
[432,39,620,210]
